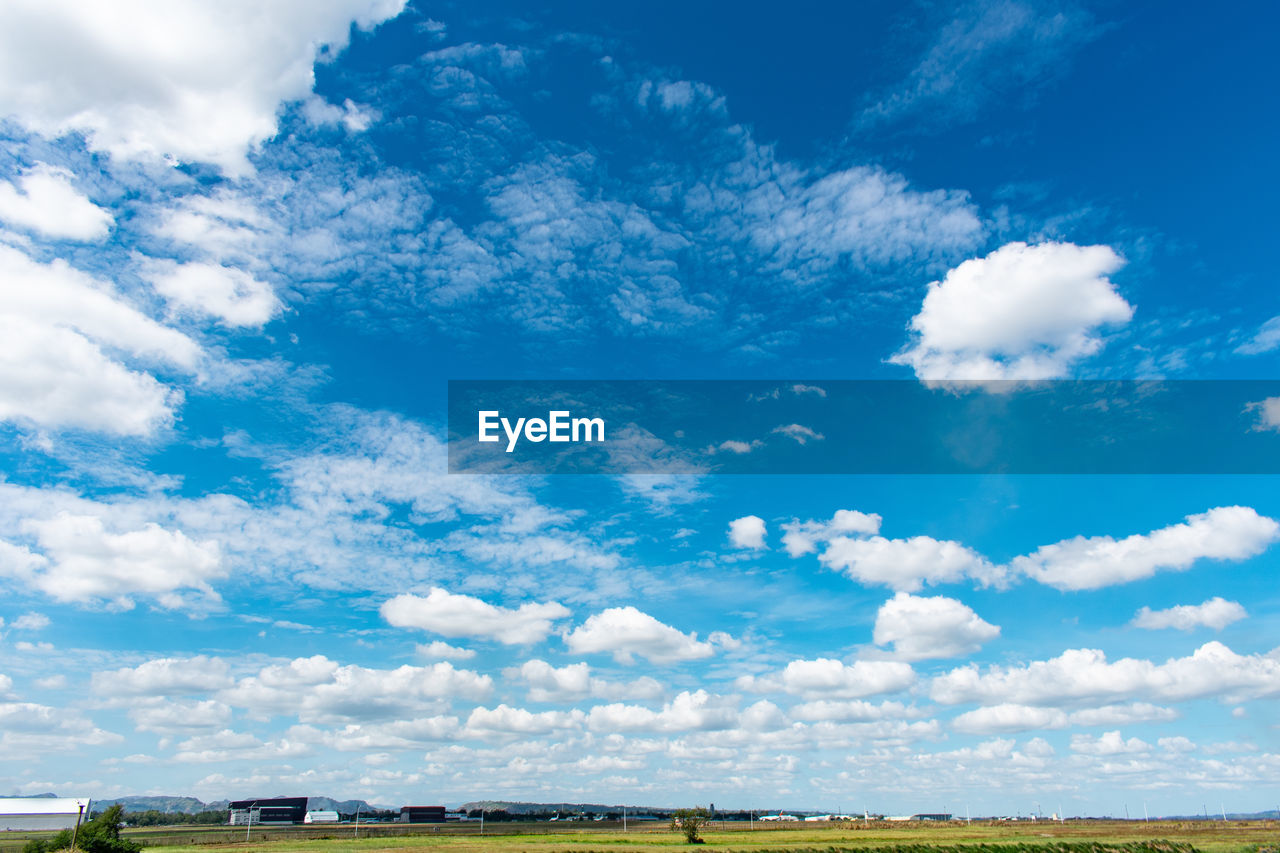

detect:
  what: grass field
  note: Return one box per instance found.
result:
[5,819,1265,853]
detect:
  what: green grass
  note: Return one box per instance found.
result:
[122,820,1280,853]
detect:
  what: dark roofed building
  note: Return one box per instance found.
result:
[399,806,446,823]
[228,797,308,825]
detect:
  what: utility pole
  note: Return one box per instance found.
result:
[71,803,85,851]
[354,803,361,839]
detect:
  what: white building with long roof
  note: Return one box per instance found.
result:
[0,798,91,831]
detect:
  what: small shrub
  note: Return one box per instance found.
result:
[670,807,710,844]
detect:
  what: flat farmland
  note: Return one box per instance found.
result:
[10,819,1263,853]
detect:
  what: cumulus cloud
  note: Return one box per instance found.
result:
[728,515,767,550]
[788,699,919,723]
[1132,597,1247,631]
[3,513,224,610]
[1070,730,1150,756]
[129,699,232,733]
[0,700,120,754]
[415,641,476,661]
[381,588,570,645]
[1011,506,1279,591]
[931,641,1280,706]
[736,658,916,699]
[142,260,281,328]
[92,656,233,697]
[10,612,49,631]
[891,241,1132,380]
[465,704,585,737]
[781,510,882,558]
[0,163,113,240]
[873,592,1000,660]
[586,690,739,734]
[218,655,491,723]
[514,659,663,703]
[819,534,1003,592]
[951,701,1177,734]
[0,0,407,174]
[0,245,201,436]
[563,607,717,664]
[952,703,1067,734]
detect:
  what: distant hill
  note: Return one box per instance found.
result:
[89,795,389,815]
[93,797,225,814]
[456,801,666,815]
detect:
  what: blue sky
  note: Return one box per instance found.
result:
[1,0,1279,816]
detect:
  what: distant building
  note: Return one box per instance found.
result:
[399,806,447,824]
[228,797,309,825]
[911,813,953,822]
[0,798,91,831]
[304,811,339,824]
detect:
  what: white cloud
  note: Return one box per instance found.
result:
[0,0,408,175]
[788,699,917,723]
[931,641,1280,706]
[0,163,113,240]
[465,704,585,736]
[381,588,570,645]
[11,612,49,631]
[950,701,1177,734]
[1246,397,1280,432]
[1070,730,1151,756]
[0,701,120,754]
[5,513,224,610]
[781,510,882,558]
[858,0,1098,130]
[586,690,738,734]
[819,534,1002,591]
[415,641,476,661]
[891,241,1132,380]
[728,515,767,550]
[142,260,281,328]
[564,606,716,664]
[771,424,824,445]
[153,190,269,260]
[1132,597,1248,631]
[0,244,200,436]
[1236,316,1280,355]
[1067,702,1178,727]
[514,659,663,702]
[873,592,999,660]
[219,655,491,723]
[711,439,762,455]
[92,656,233,697]
[951,703,1067,734]
[1011,506,1279,591]
[129,699,232,733]
[737,658,916,699]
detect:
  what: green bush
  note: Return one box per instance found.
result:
[22,805,142,853]
[670,807,709,844]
